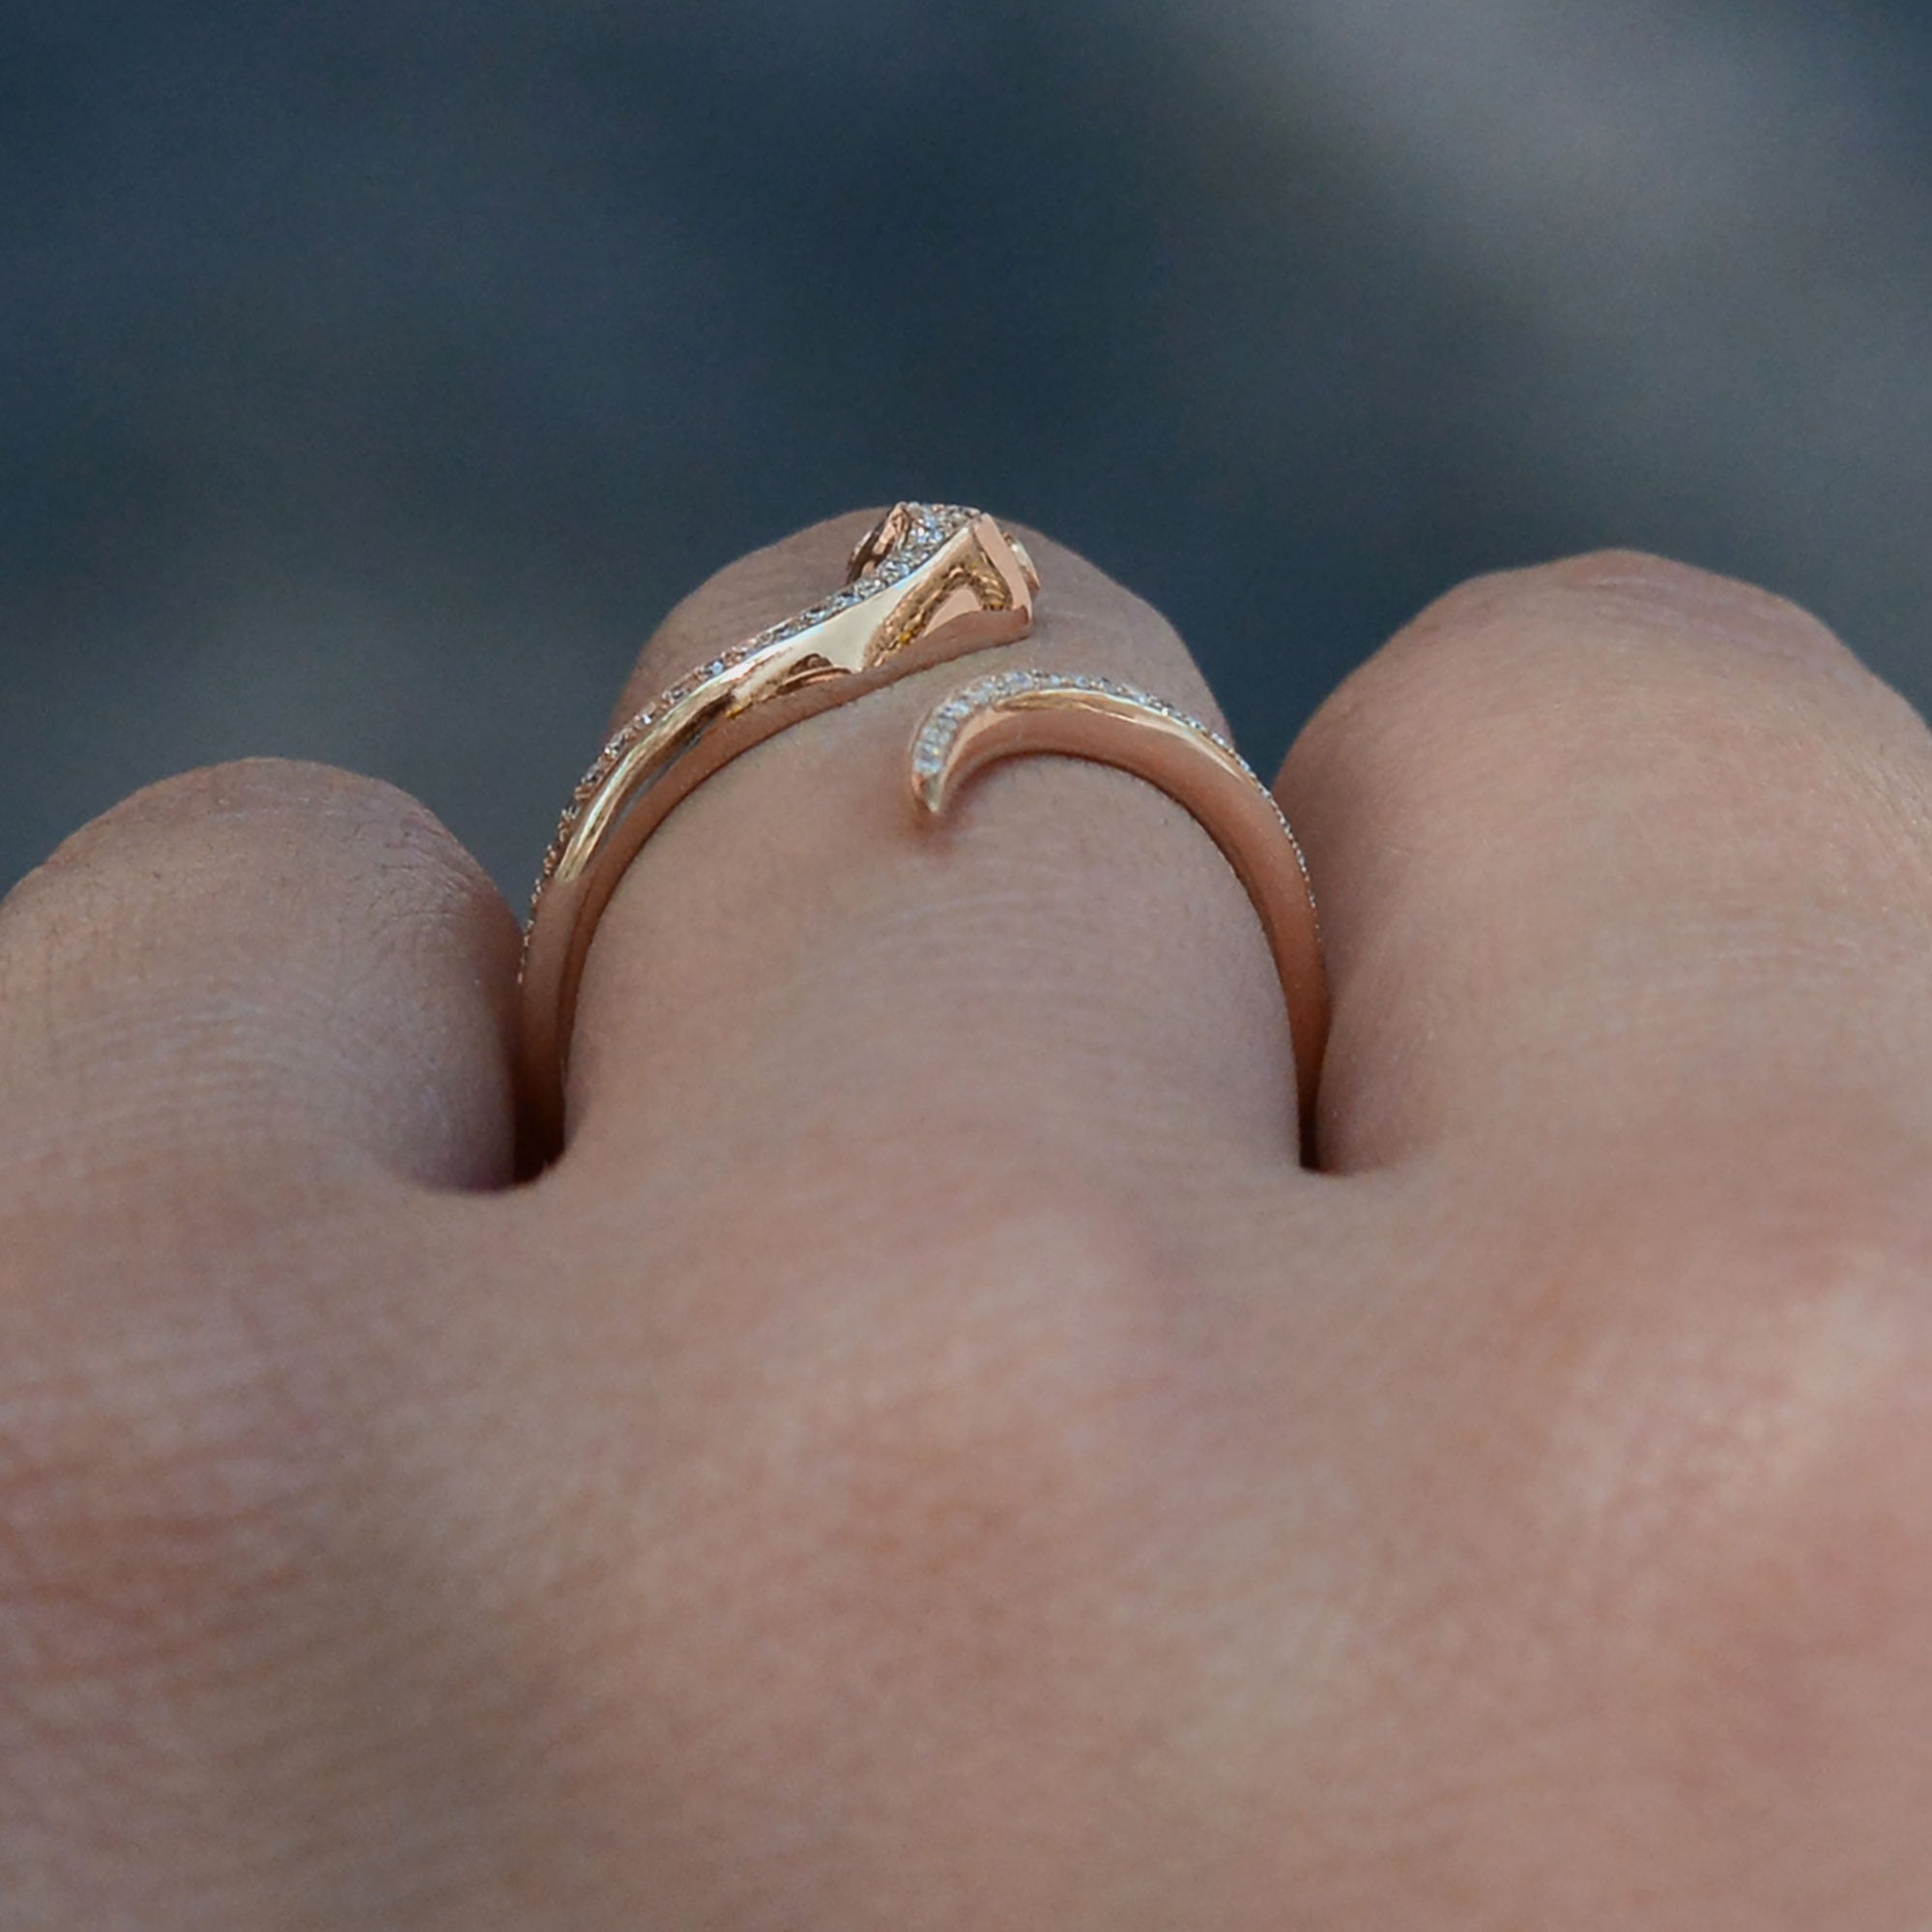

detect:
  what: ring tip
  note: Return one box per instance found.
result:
[912,766,950,818]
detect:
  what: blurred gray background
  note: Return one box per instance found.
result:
[5,0,1930,900]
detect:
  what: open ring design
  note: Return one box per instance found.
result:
[518,504,1329,1168]
[908,667,1329,1159]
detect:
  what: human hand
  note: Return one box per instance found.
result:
[3,511,1928,1927]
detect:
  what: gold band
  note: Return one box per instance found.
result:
[907,668,1329,1160]
[518,505,1041,1159]
[517,504,1329,1168]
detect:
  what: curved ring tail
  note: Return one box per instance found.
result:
[908,669,1329,1165]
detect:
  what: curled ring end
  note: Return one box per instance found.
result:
[911,762,953,819]
[902,667,1330,1162]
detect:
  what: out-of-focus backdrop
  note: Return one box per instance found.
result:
[5,0,1929,898]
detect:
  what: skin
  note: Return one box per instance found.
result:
[1,511,1929,1927]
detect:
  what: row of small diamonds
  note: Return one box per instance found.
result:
[911,669,1237,780]
[526,505,980,926]
[908,669,1313,887]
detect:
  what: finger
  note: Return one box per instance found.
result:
[0,759,521,1192]
[555,508,1307,1191]
[1274,551,1932,1186]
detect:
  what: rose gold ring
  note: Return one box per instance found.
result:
[907,668,1328,1162]
[518,503,1329,1169]
[519,504,1041,1161]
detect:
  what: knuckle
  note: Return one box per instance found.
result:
[1546,548,1860,673]
[704,1187,1183,1644]
[1293,550,1910,826]
[1549,1197,1932,1807]
[18,758,482,906]
[1667,1357,1932,1815]
[5,758,494,958]
[0,760,507,1178]
[0,1284,332,1691]
[50,756,363,851]
[1420,547,1863,681]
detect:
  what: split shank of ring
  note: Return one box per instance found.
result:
[518,503,1330,1166]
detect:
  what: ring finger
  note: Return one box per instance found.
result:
[543,507,1313,1212]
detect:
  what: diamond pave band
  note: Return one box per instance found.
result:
[517,505,1328,1169]
[517,504,1040,1164]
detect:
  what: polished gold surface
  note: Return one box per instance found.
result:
[908,668,1329,1161]
[521,508,1328,1169]
[518,504,1040,1160]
